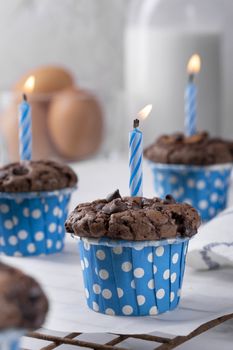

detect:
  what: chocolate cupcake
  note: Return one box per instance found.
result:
[0,262,48,349]
[66,191,200,316]
[0,160,77,256]
[144,132,233,221]
[144,132,233,165]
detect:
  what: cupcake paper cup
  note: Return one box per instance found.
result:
[79,236,189,316]
[0,330,24,350]
[0,187,75,257]
[149,162,233,222]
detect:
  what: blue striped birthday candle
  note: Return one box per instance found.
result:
[185,54,201,136]
[18,94,32,161]
[185,76,197,136]
[129,118,143,197]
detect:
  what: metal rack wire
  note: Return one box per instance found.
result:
[24,312,233,350]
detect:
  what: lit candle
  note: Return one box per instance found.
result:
[185,54,201,136]
[129,104,152,197]
[18,76,35,161]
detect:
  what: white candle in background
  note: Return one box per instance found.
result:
[125,28,221,146]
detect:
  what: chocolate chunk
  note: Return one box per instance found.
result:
[144,131,233,165]
[0,160,78,192]
[102,198,127,214]
[164,194,176,204]
[66,194,201,241]
[106,189,121,202]
[12,166,29,176]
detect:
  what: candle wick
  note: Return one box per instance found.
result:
[133,119,139,128]
[23,93,27,102]
[188,74,194,83]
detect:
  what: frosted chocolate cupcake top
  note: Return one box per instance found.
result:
[144,131,233,165]
[0,262,48,330]
[0,160,77,192]
[65,190,201,241]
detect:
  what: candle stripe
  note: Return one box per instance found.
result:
[185,82,197,136]
[129,155,142,185]
[19,100,32,161]
[129,137,142,165]
[133,174,142,196]
[129,128,143,197]
[129,131,137,147]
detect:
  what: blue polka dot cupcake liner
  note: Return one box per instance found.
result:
[149,162,233,222]
[79,236,189,316]
[0,187,75,257]
[0,330,24,350]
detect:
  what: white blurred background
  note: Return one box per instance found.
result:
[0,0,232,161]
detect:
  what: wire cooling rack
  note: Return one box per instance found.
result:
[23,312,233,350]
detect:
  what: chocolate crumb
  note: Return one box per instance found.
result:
[106,189,121,202]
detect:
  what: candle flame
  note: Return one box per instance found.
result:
[187,54,201,74]
[138,104,152,120]
[23,75,35,93]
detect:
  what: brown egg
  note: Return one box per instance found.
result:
[1,97,55,161]
[47,88,103,160]
[13,66,74,95]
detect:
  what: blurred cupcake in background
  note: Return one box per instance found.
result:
[0,262,48,349]
[0,160,77,256]
[144,131,233,221]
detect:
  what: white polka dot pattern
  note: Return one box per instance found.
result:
[0,204,9,213]
[93,284,101,294]
[99,269,109,280]
[121,261,132,272]
[102,289,112,299]
[32,209,41,219]
[117,288,124,298]
[122,305,133,315]
[149,306,158,315]
[96,249,106,260]
[0,190,72,256]
[152,164,232,221]
[9,236,18,246]
[113,246,122,254]
[130,280,136,289]
[133,268,144,278]
[147,252,153,262]
[23,208,30,217]
[105,308,115,315]
[137,295,145,305]
[85,288,89,299]
[4,220,13,230]
[156,246,164,257]
[156,288,165,299]
[92,302,99,312]
[49,223,57,233]
[172,253,179,264]
[171,272,177,283]
[27,243,36,253]
[80,238,189,316]
[163,269,170,280]
[147,279,155,289]
[197,180,205,189]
